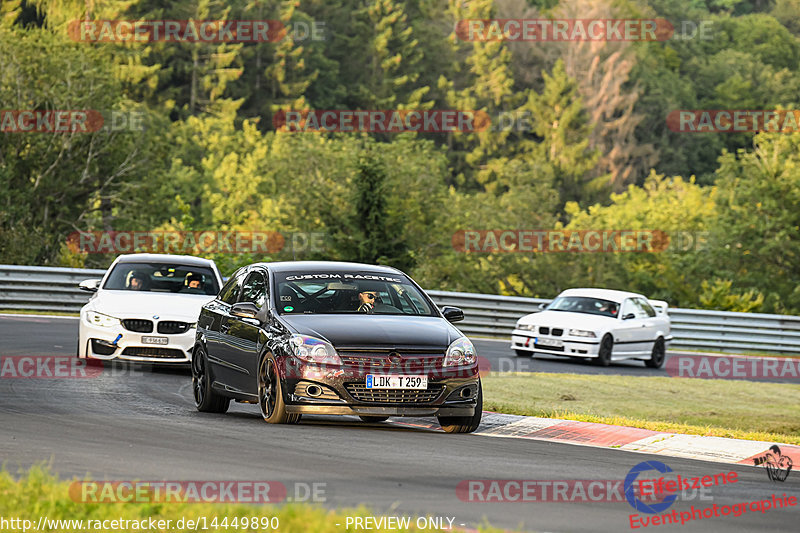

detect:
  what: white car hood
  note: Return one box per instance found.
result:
[89,290,214,321]
[522,310,619,330]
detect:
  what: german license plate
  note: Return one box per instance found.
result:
[141,336,168,345]
[366,374,427,390]
[535,337,563,348]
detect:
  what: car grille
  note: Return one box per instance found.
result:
[534,343,565,352]
[338,351,445,374]
[345,383,445,404]
[121,347,185,359]
[538,327,563,336]
[157,321,191,334]
[122,319,153,333]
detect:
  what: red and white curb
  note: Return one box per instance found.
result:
[396,412,800,468]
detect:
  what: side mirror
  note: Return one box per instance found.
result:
[537,303,548,311]
[231,302,259,320]
[441,306,464,323]
[622,313,636,320]
[78,279,101,292]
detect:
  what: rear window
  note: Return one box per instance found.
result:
[103,262,219,295]
[274,271,435,316]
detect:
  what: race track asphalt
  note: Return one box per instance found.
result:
[1,315,797,532]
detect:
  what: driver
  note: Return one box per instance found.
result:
[599,302,619,316]
[128,271,146,291]
[186,273,202,290]
[357,289,378,313]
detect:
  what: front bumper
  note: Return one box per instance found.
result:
[511,330,601,357]
[282,358,480,417]
[79,314,194,364]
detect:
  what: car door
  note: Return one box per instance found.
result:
[632,297,660,355]
[205,269,246,386]
[613,298,648,355]
[226,269,268,395]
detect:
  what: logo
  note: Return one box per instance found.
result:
[152,315,159,320]
[753,445,793,482]
[625,461,677,514]
[387,353,403,366]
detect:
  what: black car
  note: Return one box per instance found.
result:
[191,261,482,433]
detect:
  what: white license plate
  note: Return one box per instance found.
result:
[366,374,428,390]
[535,337,563,348]
[141,336,168,345]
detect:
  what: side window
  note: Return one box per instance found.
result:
[218,271,244,305]
[240,271,267,308]
[634,298,657,318]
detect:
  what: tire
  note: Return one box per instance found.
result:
[192,346,230,413]
[595,335,613,367]
[515,349,533,357]
[258,355,300,424]
[645,337,666,369]
[438,382,483,434]
[359,415,390,423]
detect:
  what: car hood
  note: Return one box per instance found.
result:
[520,310,619,330]
[88,290,214,321]
[279,314,460,349]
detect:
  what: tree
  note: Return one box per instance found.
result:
[711,130,800,313]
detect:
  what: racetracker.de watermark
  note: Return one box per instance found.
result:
[666,355,800,380]
[454,19,713,42]
[0,110,145,133]
[667,110,800,133]
[452,230,710,253]
[69,481,326,503]
[67,19,324,43]
[66,231,326,255]
[272,110,491,133]
[0,356,102,378]
[456,479,714,503]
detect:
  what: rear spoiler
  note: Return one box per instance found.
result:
[649,299,669,315]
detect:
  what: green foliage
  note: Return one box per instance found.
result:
[2,0,800,317]
[698,279,764,312]
[710,130,800,313]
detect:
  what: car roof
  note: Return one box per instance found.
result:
[115,253,217,268]
[558,287,645,303]
[249,261,404,275]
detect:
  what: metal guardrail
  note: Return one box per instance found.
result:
[1,265,799,355]
[427,291,800,355]
[0,265,106,313]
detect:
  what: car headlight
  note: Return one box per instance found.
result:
[569,329,596,338]
[516,323,535,331]
[444,337,476,367]
[86,311,120,328]
[289,335,341,365]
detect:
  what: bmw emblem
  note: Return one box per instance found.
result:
[152,315,159,320]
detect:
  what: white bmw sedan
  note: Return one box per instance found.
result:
[511,288,672,367]
[77,254,223,364]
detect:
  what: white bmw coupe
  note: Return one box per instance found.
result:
[77,253,223,364]
[511,288,672,367]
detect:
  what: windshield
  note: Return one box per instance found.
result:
[547,296,620,318]
[274,271,435,316]
[103,262,219,295]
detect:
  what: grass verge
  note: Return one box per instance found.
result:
[482,372,800,445]
[0,309,79,317]
[1,466,503,532]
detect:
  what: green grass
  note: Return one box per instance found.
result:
[0,466,505,532]
[483,372,800,445]
[0,309,79,317]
